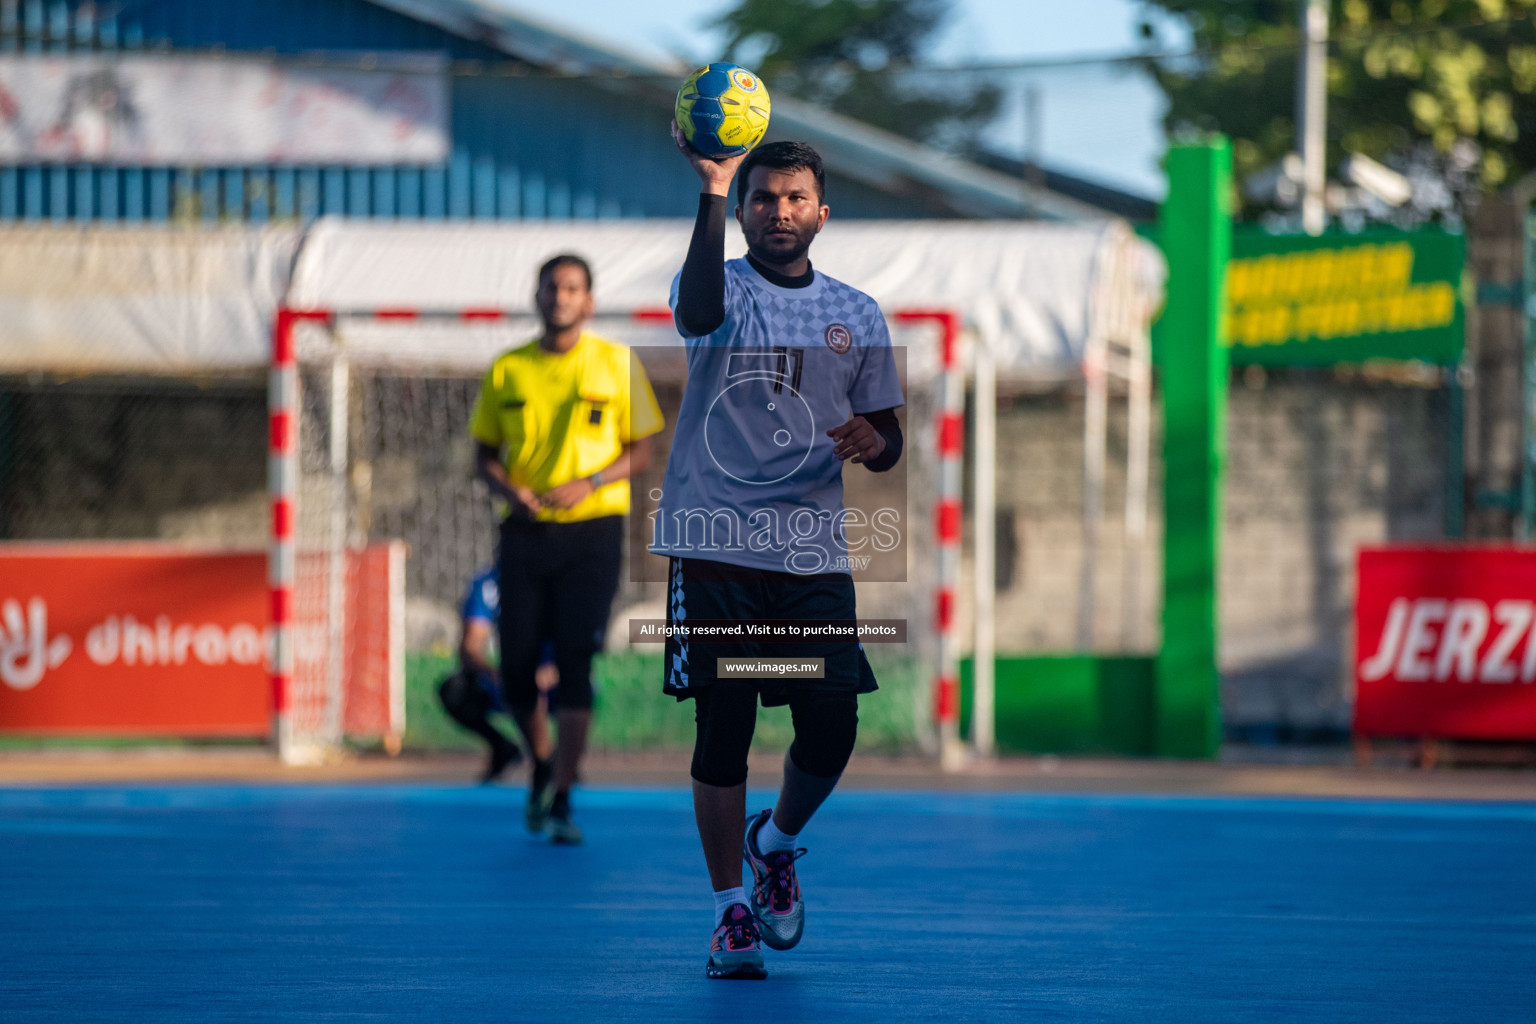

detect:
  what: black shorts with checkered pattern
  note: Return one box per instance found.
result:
[661,555,878,706]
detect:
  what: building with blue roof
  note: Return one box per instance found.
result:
[0,0,1119,223]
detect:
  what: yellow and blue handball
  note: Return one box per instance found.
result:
[675,62,771,158]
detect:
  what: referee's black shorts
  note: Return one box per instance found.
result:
[497,514,623,714]
[661,555,878,706]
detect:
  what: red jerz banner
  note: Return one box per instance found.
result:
[0,544,269,736]
[1355,546,1536,741]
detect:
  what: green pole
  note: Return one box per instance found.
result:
[1446,365,1465,539]
[1154,140,1231,758]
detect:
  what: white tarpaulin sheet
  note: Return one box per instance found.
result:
[0,225,300,373]
[0,54,448,165]
[0,217,1161,376]
[289,217,1163,377]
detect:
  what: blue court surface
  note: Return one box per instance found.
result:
[1,785,1532,1023]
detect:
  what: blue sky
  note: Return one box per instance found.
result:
[497,0,1180,197]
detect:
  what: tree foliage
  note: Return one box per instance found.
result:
[709,0,1001,150]
[1139,0,1536,215]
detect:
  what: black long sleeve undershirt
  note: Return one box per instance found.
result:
[859,407,903,472]
[676,193,728,337]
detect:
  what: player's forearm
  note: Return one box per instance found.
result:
[590,437,651,486]
[677,194,727,336]
[461,619,497,679]
[475,445,518,502]
[860,408,904,472]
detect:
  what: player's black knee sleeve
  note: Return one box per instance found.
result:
[548,651,595,712]
[496,668,538,721]
[690,683,758,788]
[786,689,859,779]
[498,647,546,720]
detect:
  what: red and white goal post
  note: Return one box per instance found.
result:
[271,310,412,764]
[269,306,963,766]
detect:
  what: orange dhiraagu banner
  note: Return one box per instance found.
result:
[0,546,269,735]
[1355,547,1536,742]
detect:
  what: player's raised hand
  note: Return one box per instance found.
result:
[828,416,886,464]
[672,118,745,196]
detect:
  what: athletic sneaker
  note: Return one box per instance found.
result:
[546,790,583,845]
[525,758,554,833]
[706,903,767,980]
[744,808,807,951]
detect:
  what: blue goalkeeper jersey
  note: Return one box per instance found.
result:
[462,566,499,627]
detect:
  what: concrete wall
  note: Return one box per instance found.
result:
[958,371,1448,733]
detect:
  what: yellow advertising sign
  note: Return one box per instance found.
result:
[1224,230,1464,365]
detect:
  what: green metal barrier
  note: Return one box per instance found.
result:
[959,656,1156,756]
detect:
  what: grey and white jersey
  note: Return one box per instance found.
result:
[651,257,904,575]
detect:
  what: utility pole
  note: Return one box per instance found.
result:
[1024,82,1044,192]
[1297,0,1328,235]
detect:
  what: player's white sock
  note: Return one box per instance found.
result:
[755,814,799,854]
[713,886,747,921]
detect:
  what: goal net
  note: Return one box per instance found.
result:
[270,307,958,764]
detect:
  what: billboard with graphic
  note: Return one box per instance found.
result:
[0,546,270,735]
[0,54,448,165]
[1355,546,1536,741]
[0,543,403,738]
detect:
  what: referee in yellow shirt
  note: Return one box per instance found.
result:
[470,254,664,844]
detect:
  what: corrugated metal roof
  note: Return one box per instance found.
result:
[368,0,1106,220]
[370,0,662,75]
